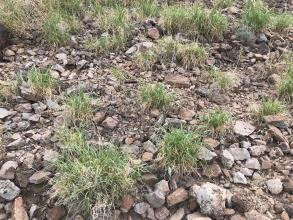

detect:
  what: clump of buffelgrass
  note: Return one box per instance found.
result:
[278,61,293,101]
[27,68,57,98]
[64,90,92,124]
[53,128,138,216]
[215,0,235,8]
[271,13,293,32]
[85,34,127,53]
[255,99,285,118]
[159,129,204,173]
[134,49,157,71]
[135,0,159,20]
[207,67,234,91]
[200,108,231,133]
[111,66,125,81]
[177,42,207,69]
[139,83,173,110]
[156,37,179,63]
[236,26,255,44]
[243,0,271,31]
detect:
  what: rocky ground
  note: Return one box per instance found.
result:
[0,0,293,220]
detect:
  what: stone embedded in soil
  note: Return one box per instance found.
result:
[145,190,165,208]
[143,140,157,154]
[93,111,106,124]
[29,170,51,184]
[264,115,288,129]
[245,158,261,170]
[167,188,188,206]
[195,182,227,217]
[165,75,190,88]
[163,118,186,129]
[0,180,20,201]
[170,208,184,220]
[120,195,134,212]
[233,121,255,136]
[20,86,39,102]
[179,108,195,121]
[221,150,234,168]
[134,202,150,216]
[266,179,283,195]
[245,210,270,220]
[228,147,250,161]
[155,180,170,196]
[249,145,267,156]
[202,164,222,178]
[210,93,230,105]
[102,117,119,129]
[240,167,253,177]
[46,206,65,220]
[0,161,18,180]
[0,108,12,119]
[233,172,248,185]
[142,152,153,161]
[261,160,272,170]
[147,27,160,40]
[203,138,220,149]
[284,204,293,218]
[231,194,252,213]
[155,206,170,220]
[12,197,29,220]
[7,138,25,151]
[187,212,212,220]
[268,125,288,143]
[198,148,217,161]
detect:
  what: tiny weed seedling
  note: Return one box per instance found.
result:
[139,83,173,110]
[159,129,204,173]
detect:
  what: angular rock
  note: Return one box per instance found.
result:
[245,158,260,170]
[0,180,20,200]
[0,108,12,119]
[198,148,217,161]
[134,202,150,216]
[202,164,222,178]
[102,117,118,130]
[187,212,212,220]
[221,150,234,168]
[155,180,170,195]
[231,194,252,213]
[12,197,29,220]
[147,28,160,40]
[167,188,188,206]
[233,121,255,136]
[264,115,288,129]
[7,138,25,151]
[0,161,18,179]
[155,206,170,220]
[245,210,270,220]
[233,172,248,184]
[266,179,283,195]
[228,148,250,161]
[179,108,195,121]
[143,140,157,154]
[165,75,190,88]
[163,118,186,129]
[268,125,288,143]
[145,190,165,208]
[203,138,220,149]
[195,182,227,217]
[249,145,267,156]
[170,208,185,220]
[29,171,51,184]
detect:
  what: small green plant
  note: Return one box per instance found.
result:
[271,13,293,32]
[134,49,157,71]
[65,90,92,123]
[278,62,293,101]
[53,129,138,216]
[215,0,235,8]
[236,26,255,44]
[207,68,233,91]
[200,109,231,133]
[135,0,159,20]
[256,99,285,117]
[178,43,207,69]
[159,129,204,173]
[139,83,173,110]
[243,0,271,31]
[156,37,179,63]
[111,66,125,80]
[27,68,56,97]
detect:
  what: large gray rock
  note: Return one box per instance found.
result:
[0,180,20,200]
[221,150,234,168]
[229,147,250,161]
[195,182,228,217]
[145,190,165,208]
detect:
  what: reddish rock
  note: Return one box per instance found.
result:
[46,206,65,220]
[13,197,28,220]
[102,117,119,130]
[165,75,190,88]
[93,111,106,124]
[142,152,153,162]
[167,188,188,206]
[120,195,134,212]
[147,28,160,40]
[179,108,195,121]
[203,138,220,149]
[155,206,170,220]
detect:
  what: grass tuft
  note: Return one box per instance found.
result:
[156,37,179,63]
[243,0,271,31]
[271,13,293,32]
[200,108,231,133]
[215,0,235,8]
[278,62,293,101]
[134,49,157,71]
[135,0,159,20]
[207,67,234,91]
[178,43,207,69]
[236,26,255,44]
[53,129,138,216]
[27,68,56,98]
[256,99,285,117]
[159,129,204,173]
[64,90,92,124]
[139,83,173,110]
[111,66,125,81]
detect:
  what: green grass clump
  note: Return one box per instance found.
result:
[278,62,293,101]
[65,90,92,123]
[156,37,179,63]
[236,26,255,44]
[215,0,235,8]
[135,0,159,20]
[53,129,137,216]
[111,66,125,81]
[134,49,157,71]
[271,13,293,32]
[256,99,285,117]
[27,68,56,97]
[207,67,234,91]
[178,43,207,69]
[139,83,173,110]
[200,109,231,133]
[159,129,204,173]
[243,0,271,31]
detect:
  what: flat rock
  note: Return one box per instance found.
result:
[249,145,267,156]
[0,161,18,179]
[12,197,29,220]
[145,190,165,208]
[221,150,234,168]
[266,179,283,195]
[264,115,288,129]
[0,108,12,119]
[155,206,170,220]
[202,164,222,178]
[167,188,188,206]
[228,148,250,161]
[233,121,255,136]
[102,117,119,130]
[187,212,212,220]
[0,180,20,200]
[198,148,217,161]
[165,75,190,88]
[233,172,248,184]
[29,171,51,184]
[245,158,260,170]
[179,108,195,121]
[134,202,150,216]
[245,210,270,220]
[268,125,288,143]
[170,208,185,220]
[155,180,170,195]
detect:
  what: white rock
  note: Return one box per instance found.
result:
[233,121,255,136]
[0,161,18,180]
[245,158,260,170]
[221,150,234,168]
[266,179,283,195]
[0,180,20,201]
[198,148,217,161]
[249,145,267,156]
[228,147,250,161]
[0,108,12,119]
[233,172,248,184]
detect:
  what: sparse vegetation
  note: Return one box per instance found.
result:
[243,0,271,31]
[178,43,207,69]
[139,83,173,110]
[236,26,255,44]
[134,49,157,71]
[111,66,125,80]
[207,68,234,91]
[215,0,235,8]
[200,109,231,133]
[27,68,56,97]
[64,90,92,123]
[278,62,293,101]
[53,129,138,216]
[271,13,293,32]
[135,0,159,20]
[256,99,285,118]
[156,37,179,63]
[159,129,204,173]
